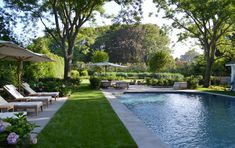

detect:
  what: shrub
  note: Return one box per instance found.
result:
[209,85,227,91]
[70,70,80,79]
[0,113,38,147]
[151,79,158,86]
[145,77,152,86]
[91,50,109,63]
[187,76,199,89]
[89,77,101,89]
[116,72,128,78]
[0,62,17,87]
[29,78,80,97]
[80,70,88,76]
[211,77,221,85]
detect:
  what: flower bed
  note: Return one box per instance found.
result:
[0,113,38,147]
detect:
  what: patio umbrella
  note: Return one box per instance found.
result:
[89,62,127,74]
[0,40,53,89]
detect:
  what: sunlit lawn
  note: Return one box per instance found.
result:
[34,80,137,148]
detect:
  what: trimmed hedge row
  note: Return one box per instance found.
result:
[95,72,184,80]
[28,78,81,97]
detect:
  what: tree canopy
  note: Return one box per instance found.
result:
[93,24,170,63]
[153,0,235,87]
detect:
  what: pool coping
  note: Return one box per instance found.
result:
[124,90,235,99]
[102,91,169,148]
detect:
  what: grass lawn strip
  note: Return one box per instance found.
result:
[197,88,235,97]
[34,83,137,148]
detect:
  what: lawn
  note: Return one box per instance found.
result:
[34,81,137,148]
[197,87,235,96]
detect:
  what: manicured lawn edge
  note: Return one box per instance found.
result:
[197,88,235,97]
[34,83,137,148]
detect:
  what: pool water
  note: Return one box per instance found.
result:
[119,93,235,148]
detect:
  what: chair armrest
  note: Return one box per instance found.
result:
[28,93,39,96]
[15,98,31,102]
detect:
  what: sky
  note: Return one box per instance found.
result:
[2,0,201,58]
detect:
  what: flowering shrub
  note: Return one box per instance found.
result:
[0,112,38,147]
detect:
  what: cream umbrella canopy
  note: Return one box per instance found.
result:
[89,62,127,74]
[0,40,53,89]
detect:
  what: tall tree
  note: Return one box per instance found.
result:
[154,0,235,87]
[180,49,200,63]
[93,24,170,63]
[3,0,142,80]
[148,50,174,72]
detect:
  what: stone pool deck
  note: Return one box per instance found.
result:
[102,85,171,148]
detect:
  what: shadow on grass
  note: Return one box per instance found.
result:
[34,84,137,148]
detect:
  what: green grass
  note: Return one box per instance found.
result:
[35,82,137,148]
[197,87,235,96]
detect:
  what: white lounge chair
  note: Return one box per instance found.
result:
[4,85,52,107]
[0,96,43,116]
[22,83,59,101]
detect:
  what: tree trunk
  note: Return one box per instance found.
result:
[63,55,73,80]
[203,44,216,87]
[203,58,213,87]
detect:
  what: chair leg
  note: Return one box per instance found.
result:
[35,108,38,116]
[40,106,43,111]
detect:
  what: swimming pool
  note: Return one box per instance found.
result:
[119,93,235,148]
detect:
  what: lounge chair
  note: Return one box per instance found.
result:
[115,81,129,89]
[4,85,52,107]
[0,96,43,116]
[22,83,59,100]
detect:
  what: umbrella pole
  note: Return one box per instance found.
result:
[17,61,23,92]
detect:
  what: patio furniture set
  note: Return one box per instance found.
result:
[0,83,59,118]
[101,80,129,89]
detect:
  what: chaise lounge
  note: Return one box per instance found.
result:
[0,95,43,116]
[22,83,59,101]
[4,85,52,107]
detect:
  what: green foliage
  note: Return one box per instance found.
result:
[29,78,80,97]
[0,113,38,146]
[80,70,89,76]
[91,50,109,63]
[0,61,17,87]
[70,70,80,79]
[154,0,235,87]
[23,38,64,81]
[89,77,101,89]
[208,85,228,91]
[120,63,148,72]
[180,49,200,62]
[148,50,174,72]
[145,77,177,87]
[186,76,200,89]
[93,24,170,64]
